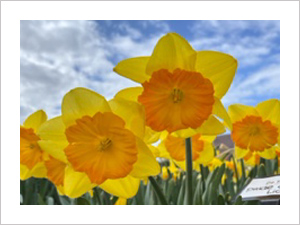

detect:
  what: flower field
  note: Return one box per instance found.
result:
[20,32,280,205]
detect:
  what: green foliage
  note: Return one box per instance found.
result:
[20,158,279,205]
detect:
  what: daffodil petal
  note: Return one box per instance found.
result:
[146,33,197,75]
[235,146,250,159]
[148,145,160,158]
[157,142,171,159]
[100,175,140,198]
[255,99,280,126]
[130,138,160,178]
[114,57,151,83]
[38,141,68,163]
[196,141,215,164]
[195,51,238,99]
[200,135,216,143]
[257,147,277,159]
[63,166,95,199]
[228,104,259,123]
[20,162,47,180]
[37,116,68,163]
[20,164,31,180]
[197,115,226,135]
[62,87,111,127]
[144,126,161,144]
[114,87,144,102]
[108,98,145,139]
[115,198,127,205]
[213,97,232,130]
[173,115,225,138]
[23,110,47,132]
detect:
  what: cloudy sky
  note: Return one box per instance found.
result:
[20,20,280,123]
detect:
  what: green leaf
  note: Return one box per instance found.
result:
[217,195,225,205]
[46,196,55,205]
[148,176,168,205]
[76,197,91,205]
[234,196,243,205]
[258,164,267,178]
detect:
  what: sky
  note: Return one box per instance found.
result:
[20,20,280,123]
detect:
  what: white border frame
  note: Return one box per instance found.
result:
[1,1,299,224]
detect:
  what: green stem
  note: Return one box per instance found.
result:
[185,137,193,205]
[148,176,168,205]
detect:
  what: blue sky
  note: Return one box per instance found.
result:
[20,20,280,122]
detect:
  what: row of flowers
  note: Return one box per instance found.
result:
[20,32,280,202]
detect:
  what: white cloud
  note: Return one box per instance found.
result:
[190,20,279,67]
[20,20,167,123]
[222,64,280,106]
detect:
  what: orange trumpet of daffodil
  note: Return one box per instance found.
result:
[38,87,160,199]
[227,99,280,160]
[114,32,237,136]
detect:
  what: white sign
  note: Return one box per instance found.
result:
[240,176,280,200]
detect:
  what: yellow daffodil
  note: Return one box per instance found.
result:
[225,159,242,179]
[157,134,216,170]
[38,87,160,199]
[161,161,181,181]
[206,157,223,171]
[20,110,48,180]
[113,33,237,137]
[161,167,169,180]
[243,151,261,167]
[37,116,96,198]
[228,99,280,160]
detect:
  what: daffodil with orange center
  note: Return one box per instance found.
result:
[20,110,48,180]
[157,134,216,170]
[113,32,237,137]
[227,99,280,160]
[38,87,160,199]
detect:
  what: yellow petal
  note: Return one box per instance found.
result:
[115,198,127,205]
[113,57,151,83]
[213,97,232,130]
[130,138,160,178]
[255,99,280,126]
[196,141,215,164]
[114,87,144,102]
[38,141,68,163]
[195,51,238,99]
[156,142,171,159]
[257,147,277,159]
[144,126,161,144]
[20,162,47,180]
[20,164,31,180]
[148,145,161,158]
[62,87,111,127]
[198,115,226,135]
[37,116,68,163]
[23,110,47,132]
[100,175,140,198]
[146,33,197,75]
[228,104,259,124]
[200,135,216,143]
[108,98,145,139]
[63,166,95,199]
[173,115,225,138]
[235,146,250,159]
